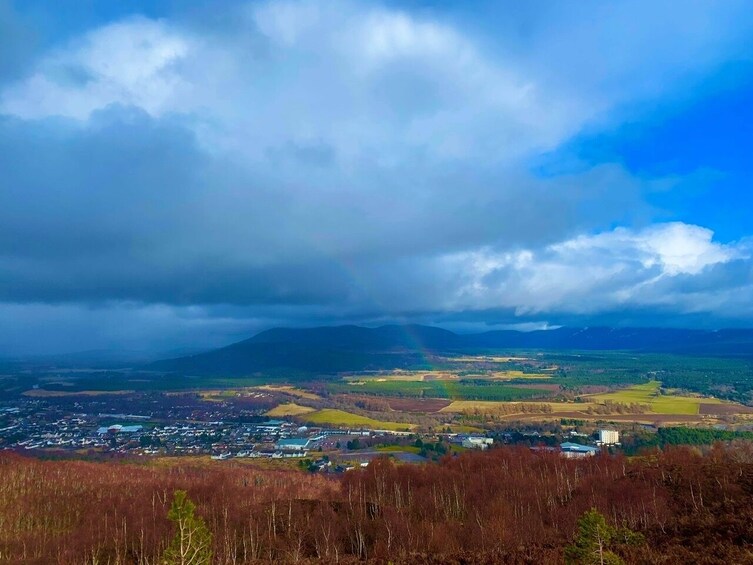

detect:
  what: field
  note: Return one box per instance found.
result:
[433,380,753,424]
[344,369,552,382]
[303,409,414,431]
[440,400,588,414]
[330,379,554,401]
[255,385,321,400]
[265,403,316,417]
[7,350,753,432]
[384,397,451,412]
[585,381,723,415]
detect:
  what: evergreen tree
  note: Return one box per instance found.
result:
[163,490,213,565]
[564,509,623,565]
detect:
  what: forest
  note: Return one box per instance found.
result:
[2,444,753,564]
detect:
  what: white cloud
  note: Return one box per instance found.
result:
[0,17,190,120]
[6,0,748,165]
[1,1,753,352]
[553,223,741,276]
[443,223,751,315]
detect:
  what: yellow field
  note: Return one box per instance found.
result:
[198,387,276,401]
[304,409,414,431]
[585,381,723,415]
[446,423,485,433]
[345,371,457,382]
[488,370,552,380]
[255,385,321,400]
[345,369,550,382]
[451,356,531,362]
[440,382,733,418]
[266,403,316,417]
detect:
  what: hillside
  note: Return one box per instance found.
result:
[3,447,753,563]
[148,325,753,376]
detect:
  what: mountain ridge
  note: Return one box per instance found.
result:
[148,325,753,376]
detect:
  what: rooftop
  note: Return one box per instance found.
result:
[276,438,309,446]
[560,442,598,453]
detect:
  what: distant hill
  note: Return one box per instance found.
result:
[148,325,753,376]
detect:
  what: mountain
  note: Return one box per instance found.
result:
[461,327,753,354]
[148,325,753,376]
[250,324,458,350]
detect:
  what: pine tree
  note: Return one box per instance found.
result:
[162,490,213,565]
[564,509,624,565]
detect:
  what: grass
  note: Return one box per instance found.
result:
[375,445,422,454]
[256,385,321,400]
[266,403,316,417]
[332,380,550,401]
[304,409,414,431]
[488,370,552,380]
[345,371,457,382]
[446,423,485,433]
[438,382,736,418]
[585,381,724,415]
[344,370,551,382]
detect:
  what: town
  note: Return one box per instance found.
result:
[0,395,622,470]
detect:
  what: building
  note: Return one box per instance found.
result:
[462,437,493,450]
[256,420,286,433]
[275,438,310,452]
[560,442,599,459]
[598,429,620,445]
[96,424,144,435]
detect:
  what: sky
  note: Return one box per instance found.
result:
[1,0,752,355]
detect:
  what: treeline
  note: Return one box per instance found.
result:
[2,445,753,563]
[637,426,753,448]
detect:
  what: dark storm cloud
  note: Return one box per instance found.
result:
[1,0,752,354]
[0,104,651,308]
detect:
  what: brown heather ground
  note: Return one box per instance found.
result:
[2,445,753,563]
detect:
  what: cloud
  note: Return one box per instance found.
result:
[0,0,39,84]
[11,1,750,163]
[442,223,752,317]
[1,17,189,120]
[1,0,753,353]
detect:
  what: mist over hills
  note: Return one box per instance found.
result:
[148,325,753,376]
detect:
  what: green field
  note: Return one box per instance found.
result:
[330,380,550,401]
[303,409,414,431]
[586,381,722,415]
[375,445,422,454]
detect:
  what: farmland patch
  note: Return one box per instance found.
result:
[303,409,413,431]
[266,403,316,417]
[385,398,451,412]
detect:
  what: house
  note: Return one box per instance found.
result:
[462,436,493,450]
[598,429,620,445]
[275,438,310,452]
[560,442,599,458]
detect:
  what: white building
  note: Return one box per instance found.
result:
[560,442,599,458]
[598,429,620,445]
[275,438,310,452]
[462,437,493,450]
